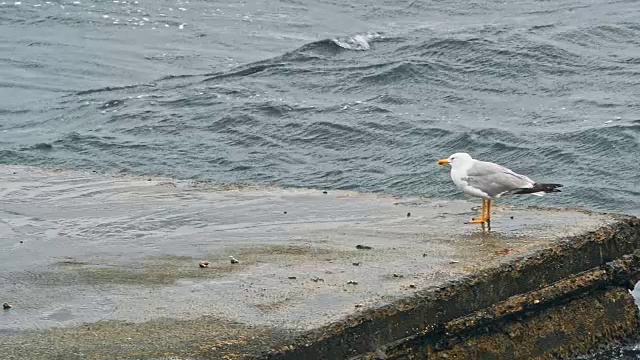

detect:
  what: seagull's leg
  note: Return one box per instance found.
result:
[486,200,492,230]
[469,199,487,224]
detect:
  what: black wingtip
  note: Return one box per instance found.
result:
[536,183,563,193]
[515,183,563,195]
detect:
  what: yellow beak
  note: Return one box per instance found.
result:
[438,158,450,166]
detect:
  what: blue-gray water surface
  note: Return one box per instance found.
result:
[1,0,640,357]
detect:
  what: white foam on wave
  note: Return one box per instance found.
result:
[331,32,381,51]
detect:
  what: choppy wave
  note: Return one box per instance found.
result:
[331,32,382,51]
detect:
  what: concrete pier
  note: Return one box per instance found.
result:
[0,165,638,359]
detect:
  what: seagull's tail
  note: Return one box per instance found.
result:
[515,183,563,196]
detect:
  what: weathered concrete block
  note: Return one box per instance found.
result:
[0,165,638,360]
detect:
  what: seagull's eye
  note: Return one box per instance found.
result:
[451,157,455,161]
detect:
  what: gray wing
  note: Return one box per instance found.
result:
[463,161,535,197]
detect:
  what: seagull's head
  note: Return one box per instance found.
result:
[438,152,473,168]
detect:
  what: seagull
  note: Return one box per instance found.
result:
[437,153,562,225]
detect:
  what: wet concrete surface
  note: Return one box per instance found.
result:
[0,165,625,359]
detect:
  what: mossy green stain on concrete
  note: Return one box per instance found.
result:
[42,246,346,287]
[1,316,291,360]
[47,255,245,286]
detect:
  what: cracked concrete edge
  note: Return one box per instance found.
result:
[383,286,639,360]
[357,252,640,359]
